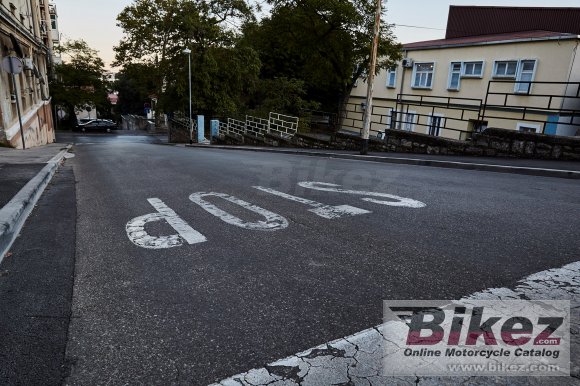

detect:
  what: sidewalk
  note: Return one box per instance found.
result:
[0,142,72,262]
[187,144,580,179]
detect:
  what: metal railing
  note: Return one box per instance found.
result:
[168,116,197,143]
[481,80,580,135]
[341,80,580,139]
[341,95,483,140]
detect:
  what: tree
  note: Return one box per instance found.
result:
[50,40,111,126]
[114,0,259,118]
[241,0,402,112]
[114,63,158,116]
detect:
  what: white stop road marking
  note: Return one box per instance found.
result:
[253,186,371,219]
[126,183,426,249]
[298,181,426,208]
[189,192,289,231]
[126,198,207,249]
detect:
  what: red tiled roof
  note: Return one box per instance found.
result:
[446,6,580,39]
[403,30,578,50]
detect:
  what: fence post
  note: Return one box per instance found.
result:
[197,115,205,142]
[210,120,219,143]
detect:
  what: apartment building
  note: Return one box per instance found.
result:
[0,0,59,148]
[345,6,580,140]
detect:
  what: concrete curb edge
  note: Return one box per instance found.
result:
[0,144,72,263]
[186,144,580,180]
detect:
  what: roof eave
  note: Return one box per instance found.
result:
[403,35,580,51]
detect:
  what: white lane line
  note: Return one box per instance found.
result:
[126,198,206,249]
[211,261,580,385]
[189,192,289,231]
[253,186,371,220]
[298,181,426,209]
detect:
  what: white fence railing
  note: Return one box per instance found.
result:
[245,115,270,136]
[269,112,298,137]
[227,118,246,137]
[221,112,299,138]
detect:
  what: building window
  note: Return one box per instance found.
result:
[389,109,398,129]
[462,61,484,77]
[403,112,416,131]
[517,122,541,133]
[412,63,434,89]
[50,15,57,30]
[386,68,397,88]
[469,119,488,133]
[428,115,444,136]
[514,60,537,94]
[448,62,461,90]
[493,60,518,77]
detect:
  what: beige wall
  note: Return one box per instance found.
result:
[0,0,56,148]
[347,38,580,138]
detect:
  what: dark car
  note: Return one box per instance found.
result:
[75,119,117,132]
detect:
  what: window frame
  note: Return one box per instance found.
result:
[493,60,519,78]
[411,62,435,89]
[514,59,537,94]
[516,122,541,133]
[388,109,399,130]
[403,110,417,132]
[447,62,462,91]
[462,61,485,78]
[386,68,397,88]
[427,113,445,136]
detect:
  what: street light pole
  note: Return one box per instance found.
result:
[360,0,382,155]
[183,48,193,144]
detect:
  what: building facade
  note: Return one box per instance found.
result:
[0,0,59,148]
[344,6,580,140]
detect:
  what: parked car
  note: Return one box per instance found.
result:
[78,118,93,125]
[75,119,118,132]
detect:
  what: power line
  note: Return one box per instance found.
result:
[393,24,446,31]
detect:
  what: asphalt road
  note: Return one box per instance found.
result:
[0,164,76,385]
[5,132,580,384]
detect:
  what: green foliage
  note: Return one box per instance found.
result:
[114,0,258,118]
[114,63,157,115]
[113,0,402,119]
[242,0,402,111]
[245,77,320,117]
[49,40,111,126]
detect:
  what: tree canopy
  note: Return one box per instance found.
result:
[242,0,402,111]
[113,0,402,118]
[49,40,111,126]
[114,0,259,118]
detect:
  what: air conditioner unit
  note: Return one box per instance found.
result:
[23,58,34,70]
[402,58,413,68]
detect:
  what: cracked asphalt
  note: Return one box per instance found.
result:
[215,262,580,385]
[2,133,579,385]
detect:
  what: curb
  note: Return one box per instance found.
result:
[186,144,580,180]
[0,145,72,263]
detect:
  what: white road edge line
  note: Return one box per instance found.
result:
[211,261,580,385]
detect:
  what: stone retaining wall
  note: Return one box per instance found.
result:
[216,128,580,161]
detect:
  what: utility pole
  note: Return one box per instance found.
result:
[183,48,192,144]
[360,0,382,155]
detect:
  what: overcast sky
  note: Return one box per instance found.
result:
[56,0,580,70]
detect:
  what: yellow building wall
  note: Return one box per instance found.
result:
[347,38,580,138]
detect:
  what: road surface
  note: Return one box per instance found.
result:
[1,132,579,384]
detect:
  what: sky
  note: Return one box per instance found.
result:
[56,0,580,71]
